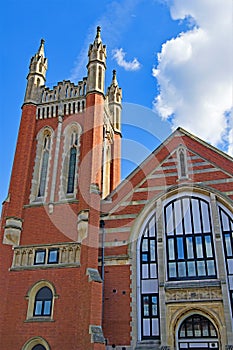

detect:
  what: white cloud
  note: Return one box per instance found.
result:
[70,0,142,81]
[112,48,141,71]
[153,0,233,155]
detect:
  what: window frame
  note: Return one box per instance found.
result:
[25,280,57,322]
[219,206,233,316]
[33,287,53,317]
[139,213,160,340]
[165,196,217,281]
[59,123,82,200]
[34,248,59,266]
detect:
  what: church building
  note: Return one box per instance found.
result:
[0,27,233,350]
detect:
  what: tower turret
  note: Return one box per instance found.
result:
[107,69,122,132]
[86,26,106,94]
[24,39,47,103]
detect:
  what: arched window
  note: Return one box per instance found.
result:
[178,314,219,349]
[139,213,160,340]
[22,336,50,350]
[30,128,53,203]
[219,206,233,316]
[59,124,81,199]
[165,196,216,280]
[38,133,51,197]
[67,132,78,194]
[34,287,53,316]
[177,147,188,179]
[26,281,57,321]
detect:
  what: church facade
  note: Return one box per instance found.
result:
[0,28,233,350]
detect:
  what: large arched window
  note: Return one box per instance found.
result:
[139,213,160,340]
[178,314,219,349]
[219,206,233,316]
[165,196,216,280]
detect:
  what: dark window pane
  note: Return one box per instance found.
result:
[36,287,52,300]
[32,345,46,350]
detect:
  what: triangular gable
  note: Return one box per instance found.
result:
[101,127,233,215]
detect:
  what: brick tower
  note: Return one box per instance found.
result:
[0,27,122,350]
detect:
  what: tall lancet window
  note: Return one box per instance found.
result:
[67,131,78,194]
[59,123,81,200]
[38,133,51,197]
[177,147,188,179]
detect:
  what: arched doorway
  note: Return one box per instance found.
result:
[177,314,219,349]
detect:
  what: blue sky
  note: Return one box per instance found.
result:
[0,0,232,205]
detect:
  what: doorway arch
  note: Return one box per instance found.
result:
[177,314,219,349]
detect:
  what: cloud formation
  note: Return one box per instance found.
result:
[112,48,141,71]
[70,0,142,81]
[153,0,233,155]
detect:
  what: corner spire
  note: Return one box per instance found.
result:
[24,39,48,103]
[86,26,106,94]
[96,26,101,38]
[111,70,118,86]
[38,38,45,57]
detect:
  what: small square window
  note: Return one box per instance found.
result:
[34,250,46,265]
[48,249,59,264]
